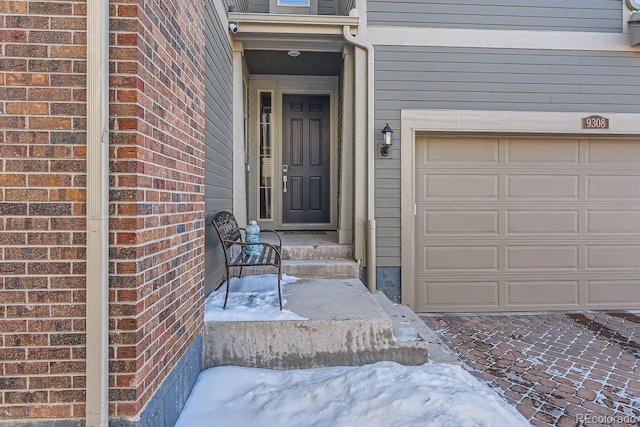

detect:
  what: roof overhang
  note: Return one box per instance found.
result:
[228,12,359,52]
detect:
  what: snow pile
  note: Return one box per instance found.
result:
[394,320,421,342]
[176,361,528,427]
[204,274,307,322]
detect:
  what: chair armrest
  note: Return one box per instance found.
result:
[258,229,282,248]
[238,228,282,248]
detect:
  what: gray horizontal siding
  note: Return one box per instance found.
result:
[230,0,249,13]
[249,0,269,13]
[205,1,234,293]
[373,45,640,265]
[368,0,622,33]
[205,4,233,214]
[319,0,336,15]
[375,47,640,113]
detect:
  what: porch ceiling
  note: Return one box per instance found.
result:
[244,50,342,76]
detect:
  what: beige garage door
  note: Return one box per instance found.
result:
[415,135,640,312]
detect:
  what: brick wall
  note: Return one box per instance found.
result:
[0,0,89,420]
[109,0,206,419]
[0,0,206,423]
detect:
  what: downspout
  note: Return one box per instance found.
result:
[342,25,376,293]
[86,0,109,425]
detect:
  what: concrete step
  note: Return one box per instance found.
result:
[203,278,429,369]
[282,259,359,278]
[371,292,460,365]
[281,244,352,261]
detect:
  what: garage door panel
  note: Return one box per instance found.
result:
[507,175,579,199]
[508,138,579,164]
[507,281,579,306]
[419,245,499,271]
[587,211,640,234]
[506,246,578,270]
[418,210,499,236]
[420,280,499,307]
[587,139,640,163]
[507,211,579,234]
[587,175,640,199]
[587,245,640,269]
[423,174,499,199]
[415,135,640,312]
[588,281,640,304]
[419,136,499,163]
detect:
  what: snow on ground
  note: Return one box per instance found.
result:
[196,274,528,426]
[204,274,307,322]
[175,361,528,427]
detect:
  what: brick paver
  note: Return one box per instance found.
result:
[421,312,640,426]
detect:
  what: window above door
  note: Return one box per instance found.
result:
[269,0,317,14]
[278,0,309,5]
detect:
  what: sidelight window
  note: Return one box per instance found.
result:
[259,92,273,220]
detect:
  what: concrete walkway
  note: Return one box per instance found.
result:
[421,311,640,427]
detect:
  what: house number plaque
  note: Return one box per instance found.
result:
[582,115,609,129]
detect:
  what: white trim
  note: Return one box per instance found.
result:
[624,0,633,34]
[400,109,640,309]
[232,42,248,227]
[212,0,233,43]
[369,26,640,52]
[402,109,640,135]
[228,12,358,32]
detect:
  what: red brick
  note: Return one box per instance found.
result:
[28,88,72,101]
[4,362,49,376]
[0,116,26,129]
[4,16,49,29]
[29,2,73,15]
[28,404,72,419]
[5,102,49,114]
[0,29,27,42]
[4,44,49,57]
[50,16,86,30]
[6,73,48,86]
[117,4,138,17]
[29,116,72,130]
[5,130,49,143]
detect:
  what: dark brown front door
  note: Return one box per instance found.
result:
[282,95,330,224]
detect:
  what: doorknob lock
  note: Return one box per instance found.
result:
[282,175,288,193]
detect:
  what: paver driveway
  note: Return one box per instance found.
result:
[421,312,640,427]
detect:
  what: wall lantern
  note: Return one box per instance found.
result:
[381,123,393,157]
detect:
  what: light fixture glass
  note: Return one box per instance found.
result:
[381,123,393,157]
[287,50,301,57]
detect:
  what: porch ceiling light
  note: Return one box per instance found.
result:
[287,50,301,57]
[381,123,393,157]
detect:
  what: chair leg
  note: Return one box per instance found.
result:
[277,265,283,311]
[223,265,231,310]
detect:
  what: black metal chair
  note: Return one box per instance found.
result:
[211,211,283,310]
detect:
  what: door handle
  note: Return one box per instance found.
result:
[283,175,288,193]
